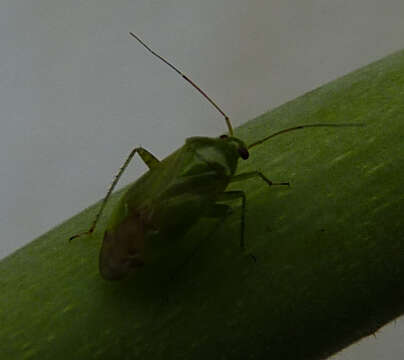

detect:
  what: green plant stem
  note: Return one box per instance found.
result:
[1,49,403,360]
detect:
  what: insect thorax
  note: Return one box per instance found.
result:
[185,136,244,177]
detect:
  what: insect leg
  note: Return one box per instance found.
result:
[136,147,160,169]
[230,171,289,187]
[217,191,246,249]
[69,147,159,241]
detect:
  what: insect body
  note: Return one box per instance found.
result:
[70,33,362,280]
[99,136,256,280]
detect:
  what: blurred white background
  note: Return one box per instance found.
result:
[1,1,403,358]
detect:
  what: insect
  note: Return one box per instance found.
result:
[70,32,362,280]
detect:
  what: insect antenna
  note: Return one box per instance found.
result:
[129,32,234,136]
[248,123,365,149]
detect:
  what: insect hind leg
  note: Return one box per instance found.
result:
[69,146,160,241]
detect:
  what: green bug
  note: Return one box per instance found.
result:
[70,32,362,280]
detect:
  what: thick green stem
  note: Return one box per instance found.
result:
[1,49,403,360]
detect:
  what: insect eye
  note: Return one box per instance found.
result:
[238,147,249,160]
[220,134,228,139]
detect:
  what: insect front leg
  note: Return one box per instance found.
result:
[222,172,289,250]
[69,146,160,241]
[217,172,289,253]
[230,171,290,187]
